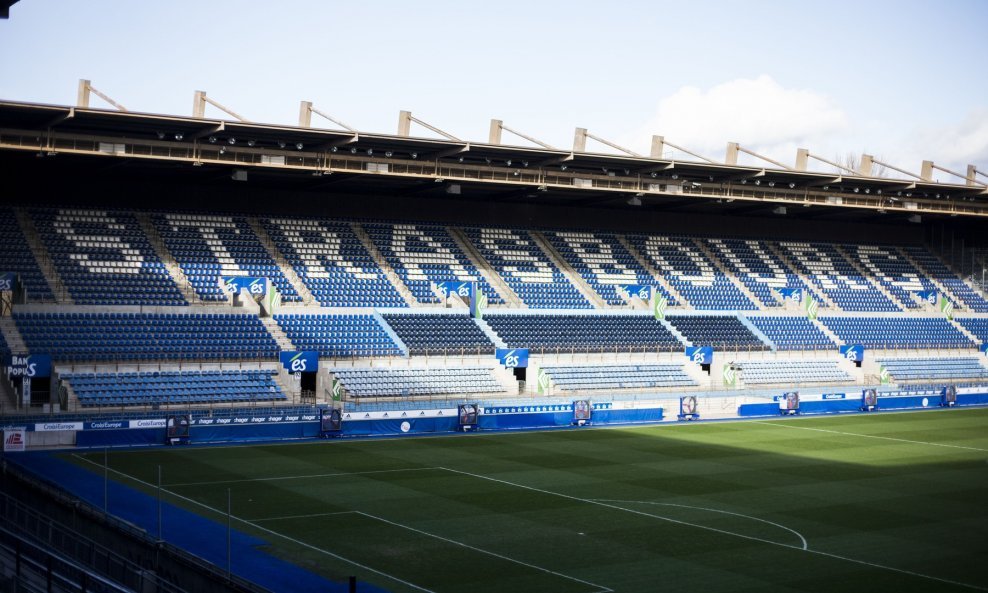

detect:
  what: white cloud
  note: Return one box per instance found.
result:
[903,108,988,178]
[625,75,849,164]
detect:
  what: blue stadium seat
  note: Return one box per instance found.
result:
[876,357,988,382]
[381,313,493,355]
[0,208,54,301]
[541,364,696,391]
[666,315,769,350]
[485,314,682,352]
[333,367,502,398]
[747,315,835,350]
[902,247,988,312]
[62,369,286,407]
[274,313,402,358]
[736,360,853,385]
[776,241,899,312]
[820,316,974,349]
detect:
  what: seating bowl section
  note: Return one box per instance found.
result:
[736,360,853,385]
[333,367,502,398]
[819,316,974,349]
[877,357,988,382]
[541,364,697,391]
[153,213,300,303]
[63,369,286,407]
[626,234,755,310]
[747,316,836,350]
[461,227,590,309]
[0,208,53,301]
[275,314,402,358]
[776,241,900,312]
[484,314,683,352]
[263,218,406,308]
[33,209,185,306]
[904,246,988,313]
[666,315,770,350]
[363,223,502,306]
[381,313,493,355]
[14,312,278,362]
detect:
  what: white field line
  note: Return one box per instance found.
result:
[592,499,807,550]
[70,454,437,593]
[439,467,988,592]
[251,511,358,522]
[353,511,612,593]
[166,466,441,488]
[758,421,988,453]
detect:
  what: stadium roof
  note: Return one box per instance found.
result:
[0,99,985,223]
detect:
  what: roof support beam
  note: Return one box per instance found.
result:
[573,127,641,157]
[726,142,792,170]
[192,91,248,122]
[488,119,557,149]
[299,101,357,132]
[77,79,127,111]
[397,110,460,141]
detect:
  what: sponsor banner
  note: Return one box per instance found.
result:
[21,378,30,406]
[34,422,83,432]
[804,292,818,320]
[773,392,846,402]
[0,272,15,292]
[484,402,612,415]
[982,344,988,357]
[280,351,319,373]
[3,428,26,452]
[341,409,457,421]
[722,363,737,387]
[536,367,550,395]
[822,393,847,400]
[915,289,938,306]
[85,420,128,430]
[496,348,529,369]
[331,378,343,401]
[777,287,803,304]
[685,346,714,365]
[471,289,487,320]
[939,295,954,320]
[617,285,653,301]
[129,419,167,429]
[839,344,865,362]
[7,354,52,379]
[195,414,316,426]
[436,281,474,300]
[221,276,268,296]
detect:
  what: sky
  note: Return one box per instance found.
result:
[1,0,986,181]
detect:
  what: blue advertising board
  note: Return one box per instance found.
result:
[915,290,938,305]
[495,348,529,368]
[279,351,319,373]
[436,281,474,299]
[221,276,268,296]
[777,287,803,303]
[0,272,16,291]
[7,354,51,379]
[839,344,865,362]
[685,346,714,365]
[981,344,988,357]
[618,285,653,301]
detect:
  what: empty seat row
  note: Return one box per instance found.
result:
[62,369,286,407]
[333,366,502,397]
[541,363,697,391]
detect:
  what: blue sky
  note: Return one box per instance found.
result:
[1,0,986,179]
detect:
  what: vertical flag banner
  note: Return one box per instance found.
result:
[879,364,891,385]
[536,368,550,395]
[804,292,818,320]
[331,378,343,401]
[939,295,954,320]
[722,363,737,387]
[653,294,668,320]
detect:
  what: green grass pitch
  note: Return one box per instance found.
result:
[68,408,988,592]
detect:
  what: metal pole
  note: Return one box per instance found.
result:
[226,488,232,579]
[103,448,108,513]
[157,465,162,541]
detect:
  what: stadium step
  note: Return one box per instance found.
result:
[693,238,764,310]
[448,226,524,308]
[135,212,202,305]
[260,316,296,351]
[528,231,608,309]
[765,242,839,311]
[833,244,908,311]
[15,208,72,304]
[947,318,982,346]
[899,247,969,312]
[350,223,419,307]
[811,318,844,346]
[616,234,692,310]
[247,218,319,307]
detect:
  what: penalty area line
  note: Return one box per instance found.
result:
[439,466,988,592]
[758,421,988,453]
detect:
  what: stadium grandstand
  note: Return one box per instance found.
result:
[0,91,987,593]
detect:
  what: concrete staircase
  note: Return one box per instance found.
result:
[616,234,692,310]
[14,208,71,304]
[260,316,295,351]
[247,217,318,307]
[350,223,419,307]
[529,230,608,308]
[135,212,202,305]
[766,242,839,311]
[811,318,844,346]
[948,318,982,346]
[898,247,969,312]
[0,317,26,354]
[694,238,765,310]
[447,226,524,308]
[834,245,907,311]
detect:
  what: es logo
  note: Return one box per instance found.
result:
[249,280,265,294]
[504,353,520,368]
[456,284,471,297]
[844,350,858,361]
[637,287,650,299]
[692,351,706,363]
[290,357,307,372]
